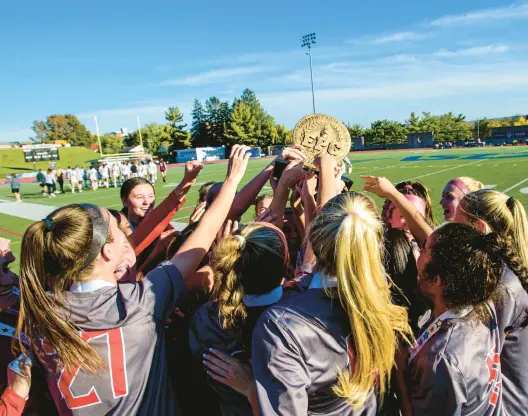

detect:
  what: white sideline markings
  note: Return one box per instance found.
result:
[520,187,528,194]
[400,160,482,182]
[503,178,528,193]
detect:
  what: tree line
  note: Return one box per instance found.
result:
[30,90,528,154]
[30,89,292,155]
[347,112,528,146]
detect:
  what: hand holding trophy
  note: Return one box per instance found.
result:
[273,113,352,180]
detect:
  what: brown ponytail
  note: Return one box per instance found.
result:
[14,205,109,375]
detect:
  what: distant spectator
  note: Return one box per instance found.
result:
[44,168,56,198]
[36,169,46,197]
[9,174,20,203]
[56,168,65,194]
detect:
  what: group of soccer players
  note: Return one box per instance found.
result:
[0,144,526,415]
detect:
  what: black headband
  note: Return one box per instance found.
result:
[78,204,109,269]
[506,196,515,214]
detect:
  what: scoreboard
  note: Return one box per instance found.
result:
[23,145,60,162]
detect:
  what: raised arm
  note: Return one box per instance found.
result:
[228,145,306,220]
[315,153,339,207]
[170,145,250,278]
[266,162,306,229]
[132,161,202,256]
[361,175,433,247]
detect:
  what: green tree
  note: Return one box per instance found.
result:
[31,114,94,147]
[190,99,209,147]
[165,106,189,149]
[205,97,231,147]
[31,120,47,143]
[228,89,276,147]
[346,123,364,138]
[127,123,170,154]
[226,102,256,146]
[368,120,408,146]
[100,134,124,154]
[272,124,292,145]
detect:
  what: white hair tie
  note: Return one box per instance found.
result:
[234,235,246,250]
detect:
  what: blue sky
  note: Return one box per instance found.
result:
[1,0,528,141]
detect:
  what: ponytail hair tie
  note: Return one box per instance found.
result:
[404,184,413,191]
[42,217,54,232]
[234,235,246,250]
[506,196,515,213]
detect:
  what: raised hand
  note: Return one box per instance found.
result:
[227,145,250,183]
[280,145,307,162]
[279,161,307,189]
[203,349,255,398]
[183,160,203,183]
[189,201,207,224]
[361,175,398,199]
[313,152,337,172]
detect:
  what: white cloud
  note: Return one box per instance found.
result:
[374,31,425,44]
[260,71,528,107]
[430,3,528,26]
[434,44,510,58]
[383,54,420,63]
[77,106,169,120]
[160,65,271,86]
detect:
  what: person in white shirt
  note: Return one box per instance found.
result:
[99,163,110,188]
[74,166,84,192]
[139,162,147,179]
[121,162,130,180]
[149,160,157,183]
[44,168,56,197]
[112,163,121,187]
[89,166,98,191]
[67,166,78,193]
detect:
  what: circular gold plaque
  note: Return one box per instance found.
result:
[292,114,351,169]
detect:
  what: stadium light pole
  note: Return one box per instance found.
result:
[301,33,316,114]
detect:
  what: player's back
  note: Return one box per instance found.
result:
[36,262,185,415]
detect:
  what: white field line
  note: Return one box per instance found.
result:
[354,163,408,174]
[399,160,482,182]
[503,178,528,193]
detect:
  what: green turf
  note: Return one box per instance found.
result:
[0,147,98,176]
[1,146,527,273]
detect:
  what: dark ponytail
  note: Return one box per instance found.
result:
[424,223,508,314]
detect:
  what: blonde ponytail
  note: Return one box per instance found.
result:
[213,234,248,329]
[213,223,286,329]
[461,190,528,270]
[309,192,412,407]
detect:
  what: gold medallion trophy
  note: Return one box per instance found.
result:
[273,114,352,183]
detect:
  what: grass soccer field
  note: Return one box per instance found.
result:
[0,145,527,273]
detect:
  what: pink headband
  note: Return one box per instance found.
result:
[254,221,290,267]
[448,178,468,195]
[386,194,426,216]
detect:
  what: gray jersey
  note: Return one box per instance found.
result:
[37,261,186,415]
[189,301,253,416]
[408,305,503,415]
[490,269,528,416]
[252,274,377,416]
